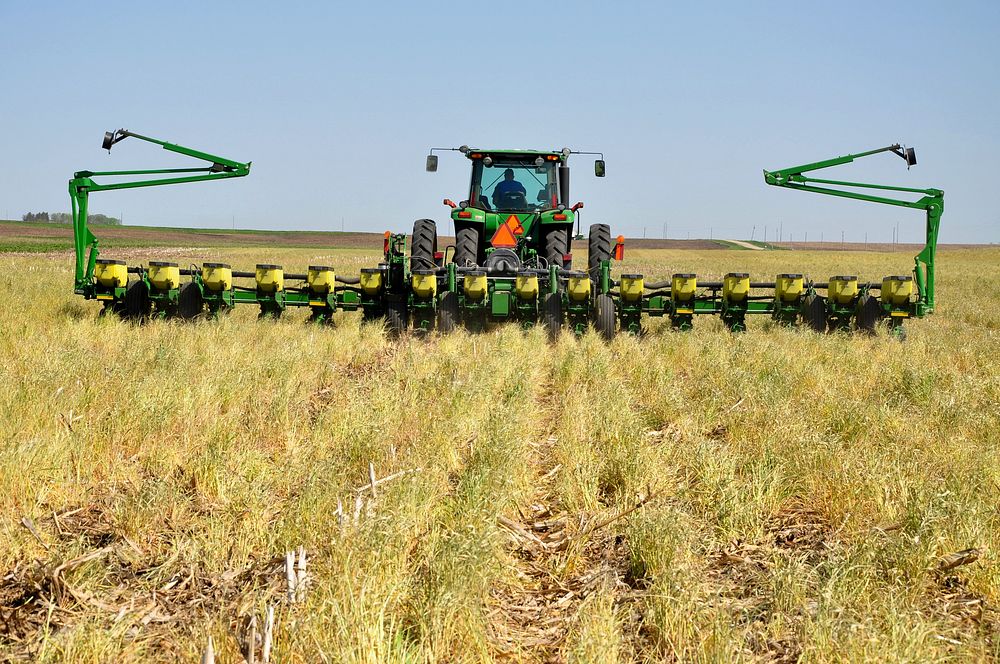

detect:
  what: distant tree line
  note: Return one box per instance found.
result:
[22,211,121,225]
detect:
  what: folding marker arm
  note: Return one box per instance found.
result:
[70,129,251,291]
[764,144,915,182]
[763,144,943,314]
[99,129,248,172]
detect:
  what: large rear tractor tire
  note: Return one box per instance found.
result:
[454,226,480,267]
[801,293,827,332]
[594,293,616,340]
[385,298,408,337]
[411,219,437,271]
[437,291,460,333]
[543,292,563,341]
[856,294,883,335]
[543,226,569,268]
[123,280,151,322]
[588,223,612,277]
[177,282,204,319]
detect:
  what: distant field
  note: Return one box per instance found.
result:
[0,220,989,256]
[0,221,387,253]
[1,230,998,662]
[0,221,731,254]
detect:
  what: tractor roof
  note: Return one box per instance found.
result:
[463,148,569,161]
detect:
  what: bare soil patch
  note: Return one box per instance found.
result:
[488,390,655,664]
[704,503,834,663]
[0,496,289,660]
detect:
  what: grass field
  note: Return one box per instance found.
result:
[1,234,998,662]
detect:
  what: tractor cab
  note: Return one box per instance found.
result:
[426,146,605,269]
[468,151,562,212]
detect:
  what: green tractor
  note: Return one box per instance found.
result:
[418,146,605,270]
[363,146,620,337]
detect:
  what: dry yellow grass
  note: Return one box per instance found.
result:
[1,245,998,662]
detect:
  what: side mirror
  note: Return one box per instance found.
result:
[426,154,439,172]
[594,159,606,177]
[904,147,917,167]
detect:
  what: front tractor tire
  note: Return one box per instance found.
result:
[411,219,437,271]
[594,293,616,340]
[385,298,409,337]
[543,226,569,268]
[588,223,612,276]
[454,226,480,267]
[437,291,460,333]
[543,292,563,341]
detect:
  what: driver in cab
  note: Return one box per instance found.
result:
[492,168,526,209]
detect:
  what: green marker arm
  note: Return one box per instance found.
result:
[762,144,942,313]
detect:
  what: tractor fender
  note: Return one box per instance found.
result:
[450,208,487,226]
[536,209,576,225]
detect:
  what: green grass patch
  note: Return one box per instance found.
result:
[0,240,73,253]
[745,239,783,250]
[712,239,751,250]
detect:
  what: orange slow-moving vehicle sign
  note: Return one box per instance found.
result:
[491,215,522,248]
[491,221,518,248]
[506,214,524,235]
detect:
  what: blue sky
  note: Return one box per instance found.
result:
[1,1,997,243]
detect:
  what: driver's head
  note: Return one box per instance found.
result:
[503,168,515,180]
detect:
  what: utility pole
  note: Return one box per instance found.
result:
[662,221,667,238]
[865,232,868,251]
[805,231,808,243]
[841,230,845,249]
[764,225,767,243]
[778,220,783,243]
